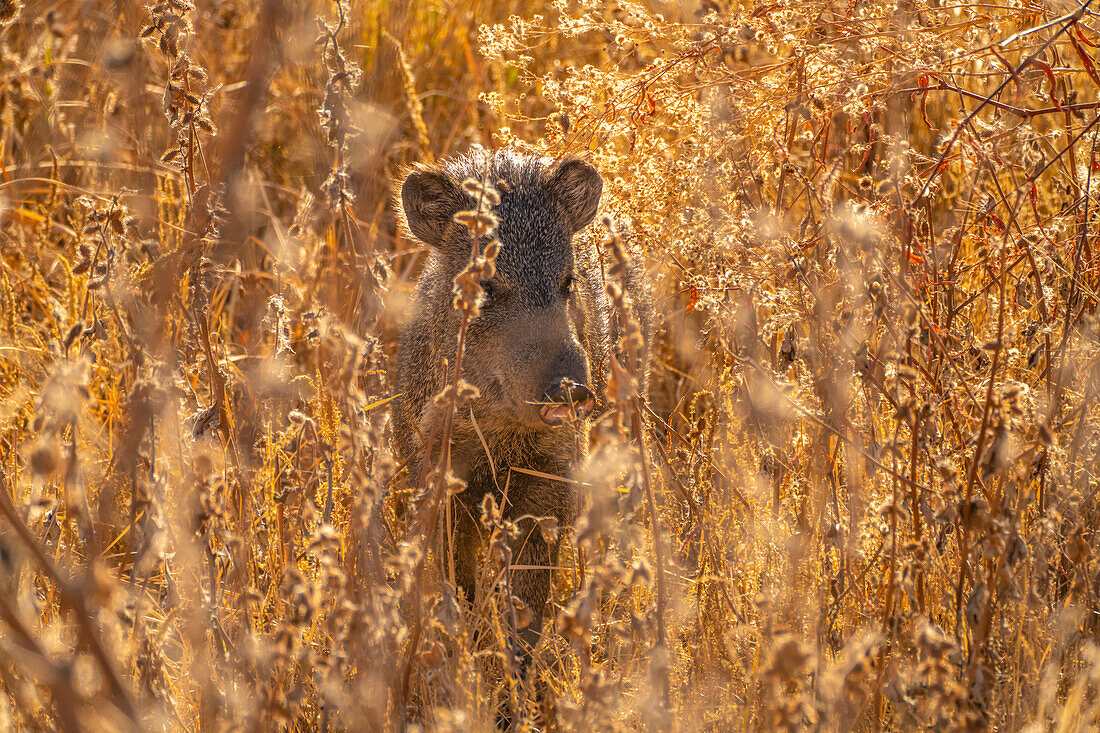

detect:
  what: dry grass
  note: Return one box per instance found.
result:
[2,0,1100,729]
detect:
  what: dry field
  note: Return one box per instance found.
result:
[2,0,1100,729]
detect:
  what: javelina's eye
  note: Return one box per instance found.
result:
[480,280,494,301]
[561,274,574,297]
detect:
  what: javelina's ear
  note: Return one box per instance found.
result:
[546,158,602,232]
[401,169,465,245]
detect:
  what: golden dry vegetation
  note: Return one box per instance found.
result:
[2,0,1100,729]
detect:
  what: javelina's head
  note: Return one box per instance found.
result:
[401,151,602,430]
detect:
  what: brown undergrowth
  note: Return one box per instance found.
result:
[1,0,1100,729]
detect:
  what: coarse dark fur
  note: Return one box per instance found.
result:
[393,149,650,674]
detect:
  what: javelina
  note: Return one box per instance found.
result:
[394,149,649,668]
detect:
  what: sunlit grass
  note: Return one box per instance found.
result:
[0,0,1098,729]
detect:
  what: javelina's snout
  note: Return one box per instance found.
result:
[515,308,592,426]
[540,377,596,425]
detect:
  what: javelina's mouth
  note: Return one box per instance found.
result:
[539,378,596,425]
[539,396,595,425]
[534,387,594,422]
